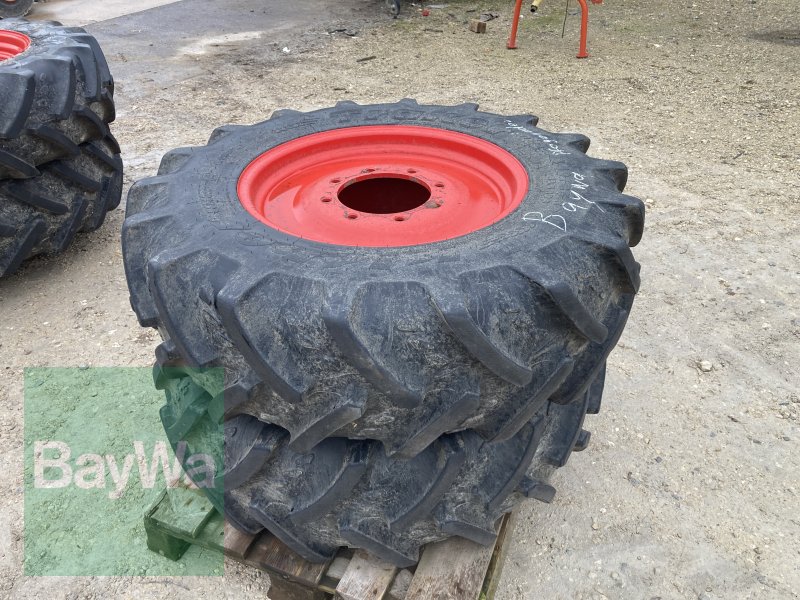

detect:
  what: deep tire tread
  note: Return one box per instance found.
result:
[0,132,122,275]
[428,281,534,387]
[513,266,609,343]
[157,365,601,567]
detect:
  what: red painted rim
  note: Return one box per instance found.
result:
[0,30,31,62]
[237,125,529,247]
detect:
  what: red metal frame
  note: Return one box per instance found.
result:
[576,0,590,58]
[507,0,601,58]
[507,0,525,50]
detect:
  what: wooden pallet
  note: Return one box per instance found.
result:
[144,485,517,600]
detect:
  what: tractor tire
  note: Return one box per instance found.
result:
[0,0,34,19]
[156,361,605,567]
[0,132,122,276]
[123,101,644,458]
[0,19,115,179]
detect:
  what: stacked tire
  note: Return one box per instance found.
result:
[122,101,644,567]
[0,19,121,277]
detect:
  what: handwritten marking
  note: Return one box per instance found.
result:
[522,173,608,232]
[563,172,606,214]
[523,212,568,232]
[504,120,570,156]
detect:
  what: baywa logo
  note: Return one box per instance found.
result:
[33,440,216,499]
[24,367,225,576]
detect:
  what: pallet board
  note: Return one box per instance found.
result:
[144,485,515,600]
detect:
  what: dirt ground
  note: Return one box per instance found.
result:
[1,0,799,598]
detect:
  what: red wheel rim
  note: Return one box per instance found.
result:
[0,30,31,62]
[237,125,529,247]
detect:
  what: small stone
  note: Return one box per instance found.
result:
[698,360,713,372]
[591,519,600,530]
[469,19,487,33]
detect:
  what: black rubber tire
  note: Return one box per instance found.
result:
[0,132,122,276]
[0,0,33,18]
[156,362,603,567]
[122,101,644,458]
[0,18,115,179]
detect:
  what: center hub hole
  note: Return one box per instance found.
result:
[337,176,431,215]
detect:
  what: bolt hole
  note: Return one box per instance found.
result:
[321,196,332,203]
[407,168,417,174]
[331,178,342,184]
[347,213,358,219]
[435,182,445,188]
[394,215,406,222]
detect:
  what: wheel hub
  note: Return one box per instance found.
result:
[237,125,529,247]
[0,30,31,62]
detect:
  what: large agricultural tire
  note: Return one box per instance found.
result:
[156,361,604,567]
[123,100,644,459]
[0,19,115,179]
[0,0,33,19]
[0,132,122,276]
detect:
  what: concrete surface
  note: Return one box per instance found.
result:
[31,0,181,26]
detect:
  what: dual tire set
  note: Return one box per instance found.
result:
[0,19,121,276]
[3,20,645,568]
[124,103,644,566]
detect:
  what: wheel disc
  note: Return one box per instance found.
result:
[0,30,31,61]
[237,125,530,247]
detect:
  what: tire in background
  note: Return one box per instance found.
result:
[0,0,34,19]
[0,132,122,276]
[0,18,115,179]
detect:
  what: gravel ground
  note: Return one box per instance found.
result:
[1,0,798,598]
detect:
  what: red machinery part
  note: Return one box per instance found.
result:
[237,125,530,247]
[507,0,603,57]
[507,0,525,49]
